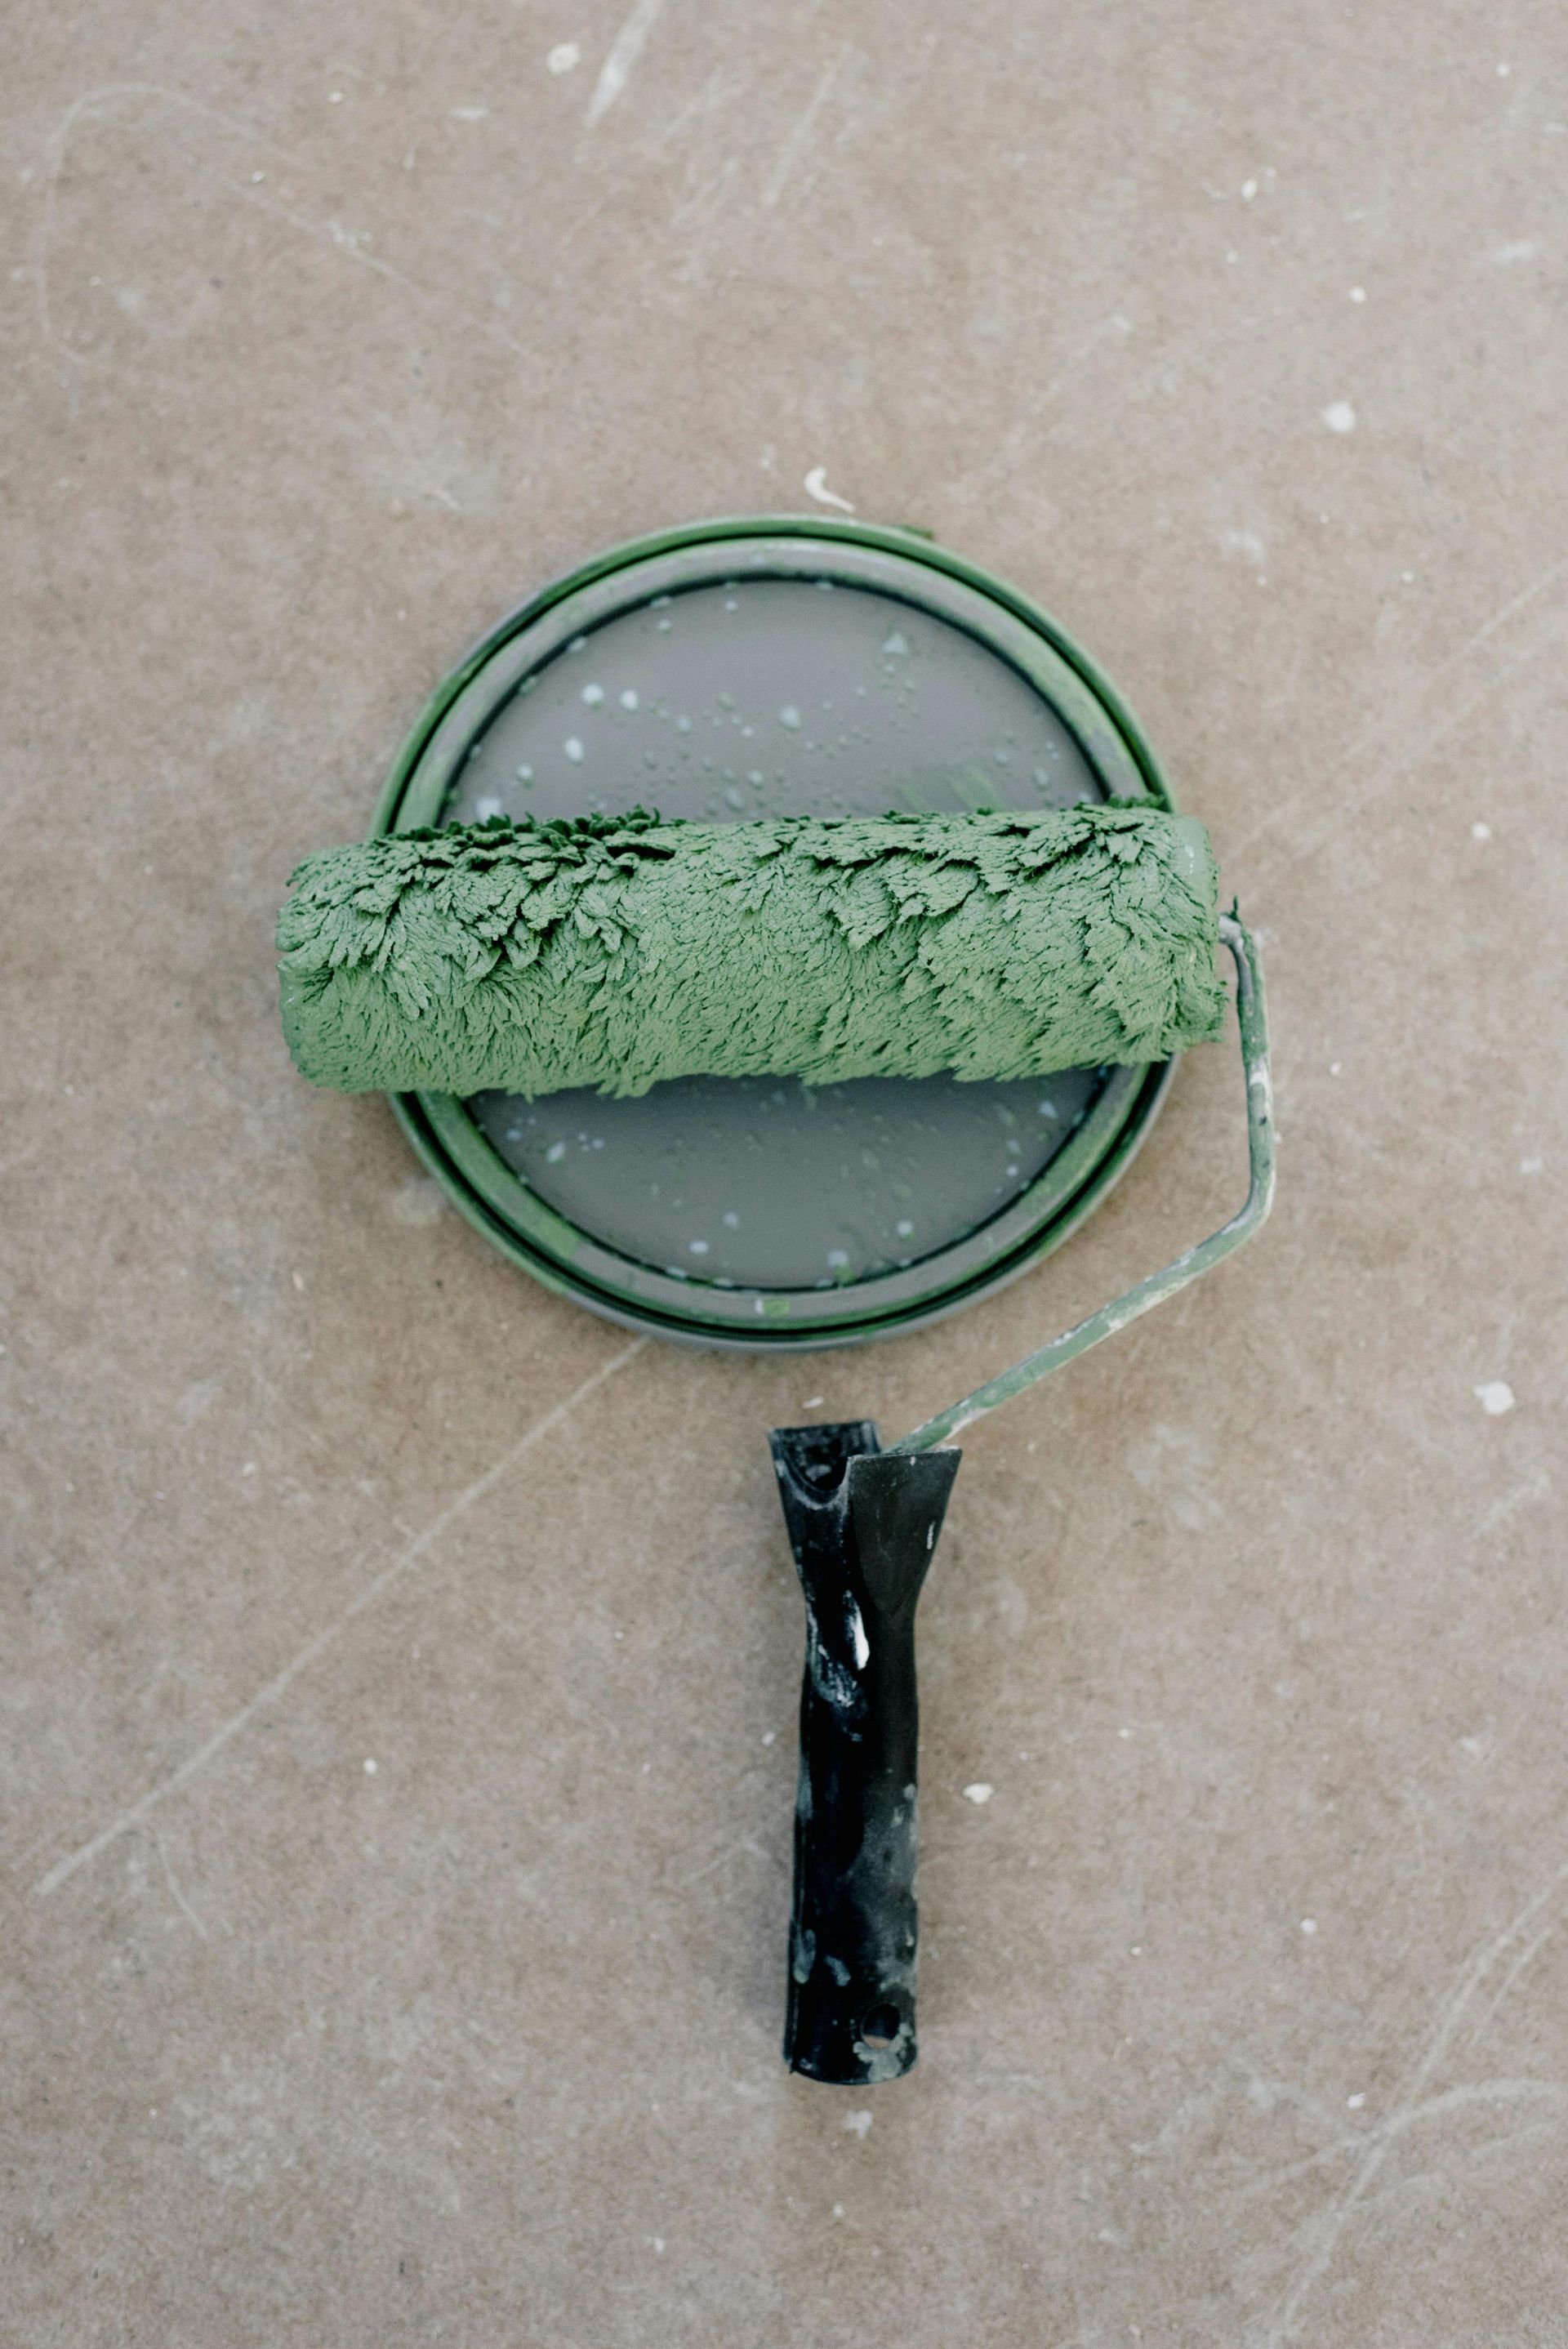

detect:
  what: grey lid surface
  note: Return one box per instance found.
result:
[385,523,1174,1346]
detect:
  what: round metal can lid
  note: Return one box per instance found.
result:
[381,517,1178,1351]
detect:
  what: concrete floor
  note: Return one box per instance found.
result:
[7,4,1568,2342]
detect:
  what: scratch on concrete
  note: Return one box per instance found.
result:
[152,1827,209,1940]
[1230,551,1568,868]
[33,80,305,363]
[762,52,845,207]
[586,0,669,128]
[214,176,535,364]
[29,78,539,384]
[33,1339,647,1899]
[1256,1856,1568,2344]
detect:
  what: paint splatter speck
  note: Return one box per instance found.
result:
[389,1176,444,1228]
[688,1239,710,1255]
[804,466,855,513]
[1349,285,1367,302]
[546,1140,567,1164]
[581,683,604,705]
[826,1248,849,1269]
[843,2110,873,2138]
[1471,821,1491,840]
[1300,1917,1317,1934]
[1322,400,1357,434]
[620,689,639,709]
[564,737,585,762]
[778,705,801,729]
[1348,2093,1366,2109]
[474,796,503,821]
[548,42,581,74]
[363,1758,378,1775]
[1474,1380,1516,1415]
[1520,1157,1543,1174]
[963,1783,994,1804]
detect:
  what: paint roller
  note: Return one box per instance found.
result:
[278,799,1273,2082]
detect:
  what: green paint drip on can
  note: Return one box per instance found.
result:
[277,804,1225,1099]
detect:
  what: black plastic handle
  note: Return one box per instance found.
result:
[770,1421,960,2084]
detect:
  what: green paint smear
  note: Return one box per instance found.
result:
[277,806,1226,1099]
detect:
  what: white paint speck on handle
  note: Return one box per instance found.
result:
[1474,1380,1516,1415]
[963,1783,994,1805]
[1321,401,1357,434]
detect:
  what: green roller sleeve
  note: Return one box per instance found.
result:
[276,805,1226,1099]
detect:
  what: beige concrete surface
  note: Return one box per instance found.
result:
[6,4,1568,2342]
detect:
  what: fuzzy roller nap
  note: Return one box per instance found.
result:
[278,804,1225,1099]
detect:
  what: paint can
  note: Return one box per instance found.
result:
[381,516,1179,1350]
